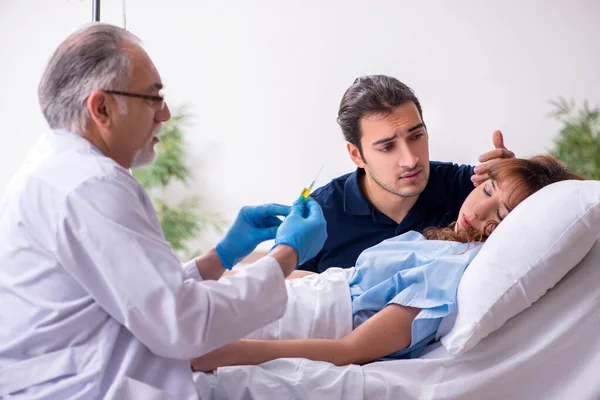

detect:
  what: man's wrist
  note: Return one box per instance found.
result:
[215,243,235,270]
[269,244,299,277]
[195,247,226,280]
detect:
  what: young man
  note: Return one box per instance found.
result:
[299,75,514,273]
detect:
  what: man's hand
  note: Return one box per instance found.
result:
[471,130,515,186]
[216,204,291,269]
[272,198,327,277]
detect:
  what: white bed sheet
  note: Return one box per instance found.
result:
[194,240,600,400]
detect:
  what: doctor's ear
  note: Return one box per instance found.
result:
[347,142,366,168]
[86,90,113,127]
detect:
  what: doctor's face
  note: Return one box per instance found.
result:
[113,45,171,169]
[348,102,430,198]
[456,178,515,236]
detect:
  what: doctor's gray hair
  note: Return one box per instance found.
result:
[38,23,141,133]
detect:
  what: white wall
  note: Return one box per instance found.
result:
[2,0,599,250]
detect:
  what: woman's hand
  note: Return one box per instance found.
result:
[191,341,246,372]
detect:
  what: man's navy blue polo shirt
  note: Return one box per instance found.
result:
[298,161,475,273]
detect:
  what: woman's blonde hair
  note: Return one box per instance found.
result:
[423,155,584,243]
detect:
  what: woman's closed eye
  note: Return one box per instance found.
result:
[483,182,493,197]
[484,183,504,221]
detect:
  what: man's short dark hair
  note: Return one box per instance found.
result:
[337,75,423,156]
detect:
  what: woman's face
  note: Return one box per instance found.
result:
[456,178,515,235]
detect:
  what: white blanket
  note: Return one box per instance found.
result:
[245,267,353,341]
[194,242,600,399]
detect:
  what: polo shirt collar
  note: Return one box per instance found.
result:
[343,168,372,216]
[342,164,447,217]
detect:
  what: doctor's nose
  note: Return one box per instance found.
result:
[156,102,171,122]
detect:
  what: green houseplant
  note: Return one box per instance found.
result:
[550,97,600,179]
[133,110,223,259]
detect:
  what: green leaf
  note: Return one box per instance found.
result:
[550,98,600,180]
[132,107,225,257]
[133,111,193,189]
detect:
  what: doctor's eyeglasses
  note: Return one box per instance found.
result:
[102,89,166,111]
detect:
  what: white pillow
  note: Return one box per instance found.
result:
[440,180,600,355]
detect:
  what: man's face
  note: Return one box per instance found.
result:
[349,102,430,198]
[112,45,171,169]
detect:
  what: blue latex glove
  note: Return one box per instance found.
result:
[274,198,327,266]
[217,203,291,269]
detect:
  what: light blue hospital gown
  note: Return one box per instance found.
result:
[348,231,482,359]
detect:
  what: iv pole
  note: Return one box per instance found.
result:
[92,0,126,28]
[92,0,101,22]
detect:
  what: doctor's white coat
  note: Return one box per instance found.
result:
[0,130,288,399]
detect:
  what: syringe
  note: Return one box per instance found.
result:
[298,165,324,201]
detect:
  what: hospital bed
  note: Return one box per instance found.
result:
[193,238,600,399]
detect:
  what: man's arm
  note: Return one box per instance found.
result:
[58,177,290,360]
[297,197,326,273]
[193,246,301,281]
[193,248,225,280]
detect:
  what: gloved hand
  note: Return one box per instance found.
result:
[274,198,327,266]
[216,204,291,269]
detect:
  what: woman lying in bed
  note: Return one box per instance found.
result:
[191,155,583,372]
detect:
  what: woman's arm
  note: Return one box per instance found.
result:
[191,304,421,372]
[221,269,316,280]
[339,303,421,365]
[286,270,316,279]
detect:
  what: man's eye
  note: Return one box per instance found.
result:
[379,144,394,152]
[410,133,424,141]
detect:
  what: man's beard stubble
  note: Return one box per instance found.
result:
[364,165,429,198]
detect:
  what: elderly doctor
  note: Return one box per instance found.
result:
[0,23,327,399]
